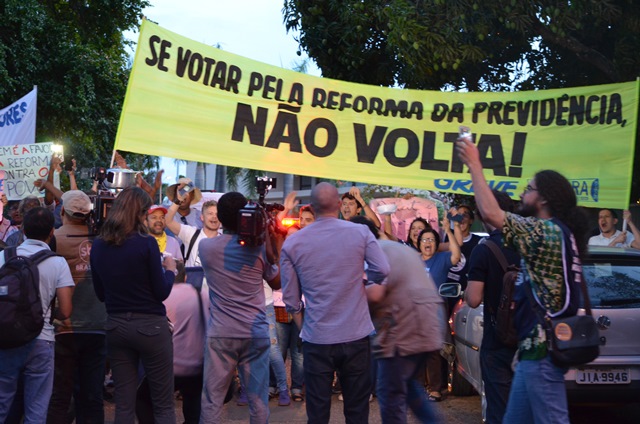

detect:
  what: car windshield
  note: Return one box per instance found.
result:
[583,260,640,309]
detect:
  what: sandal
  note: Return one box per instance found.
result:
[292,393,304,402]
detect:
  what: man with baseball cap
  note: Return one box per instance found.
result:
[47,190,108,423]
[167,178,203,230]
[146,205,181,260]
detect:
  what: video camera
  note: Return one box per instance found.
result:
[86,192,114,235]
[237,177,285,247]
[78,167,108,182]
[75,166,114,234]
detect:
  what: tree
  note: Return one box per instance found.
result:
[282,0,639,91]
[283,0,640,203]
[0,0,151,189]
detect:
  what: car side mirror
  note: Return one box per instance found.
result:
[439,282,462,298]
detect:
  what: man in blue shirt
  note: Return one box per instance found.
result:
[280,182,390,424]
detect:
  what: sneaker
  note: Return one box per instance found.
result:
[268,387,278,399]
[236,390,248,406]
[278,390,291,406]
[428,391,442,402]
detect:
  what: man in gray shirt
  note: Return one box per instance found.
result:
[280,182,390,424]
[198,192,279,424]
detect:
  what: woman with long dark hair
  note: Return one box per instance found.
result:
[90,187,177,423]
[405,217,431,251]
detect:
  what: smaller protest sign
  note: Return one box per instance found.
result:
[0,142,56,200]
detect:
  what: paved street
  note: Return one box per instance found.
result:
[104,391,640,423]
[105,391,483,423]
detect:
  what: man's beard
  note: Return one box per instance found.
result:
[517,202,538,218]
[149,226,164,236]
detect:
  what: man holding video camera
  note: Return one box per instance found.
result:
[198,192,279,424]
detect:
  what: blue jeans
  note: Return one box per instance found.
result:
[503,355,569,424]
[201,337,270,424]
[0,338,55,424]
[480,346,516,424]
[376,353,440,424]
[275,319,304,393]
[303,336,371,424]
[106,313,175,424]
[47,333,107,424]
[265,304,288,393]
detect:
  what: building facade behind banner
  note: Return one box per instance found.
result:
[179,161,330,205]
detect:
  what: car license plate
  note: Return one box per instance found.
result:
[575,369,631,385]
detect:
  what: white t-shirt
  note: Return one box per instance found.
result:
[0,239,75,341]
[177,225,210,267]
[588,230,634,248]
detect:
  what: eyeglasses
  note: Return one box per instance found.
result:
[524,184,538,193]
[420,238,436,244]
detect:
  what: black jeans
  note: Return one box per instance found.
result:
[303,336,371,424]
[106,313,175,423]
[47,333,107,424]
[137,374,203,424]
[480,346,516,424]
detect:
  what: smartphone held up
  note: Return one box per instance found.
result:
[178,181,194,198]
[458,125,472,142]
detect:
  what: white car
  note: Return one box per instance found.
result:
[440,246,640,420]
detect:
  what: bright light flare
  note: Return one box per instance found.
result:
[281,217,299,227]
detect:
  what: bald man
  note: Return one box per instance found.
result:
[280,182,390,424]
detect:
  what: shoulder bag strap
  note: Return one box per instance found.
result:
[482,239,509,273]
[522,277,550,326]
[185,229,201,263]
[28,249,60,325]
[4,245,17,262]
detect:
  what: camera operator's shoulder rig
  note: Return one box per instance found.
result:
[237,177,285,247]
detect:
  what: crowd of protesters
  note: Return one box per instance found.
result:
[0,142,637,424]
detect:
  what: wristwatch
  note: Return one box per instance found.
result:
[173,198,181,205]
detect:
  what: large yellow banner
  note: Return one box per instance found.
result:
[115,20,639,208]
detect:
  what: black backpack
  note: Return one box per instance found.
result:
[483,240,520,348]
[0,246,59,349]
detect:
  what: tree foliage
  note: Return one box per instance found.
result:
[0,0,151,187]
[283,0,640,91]
[283,0,640,203]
